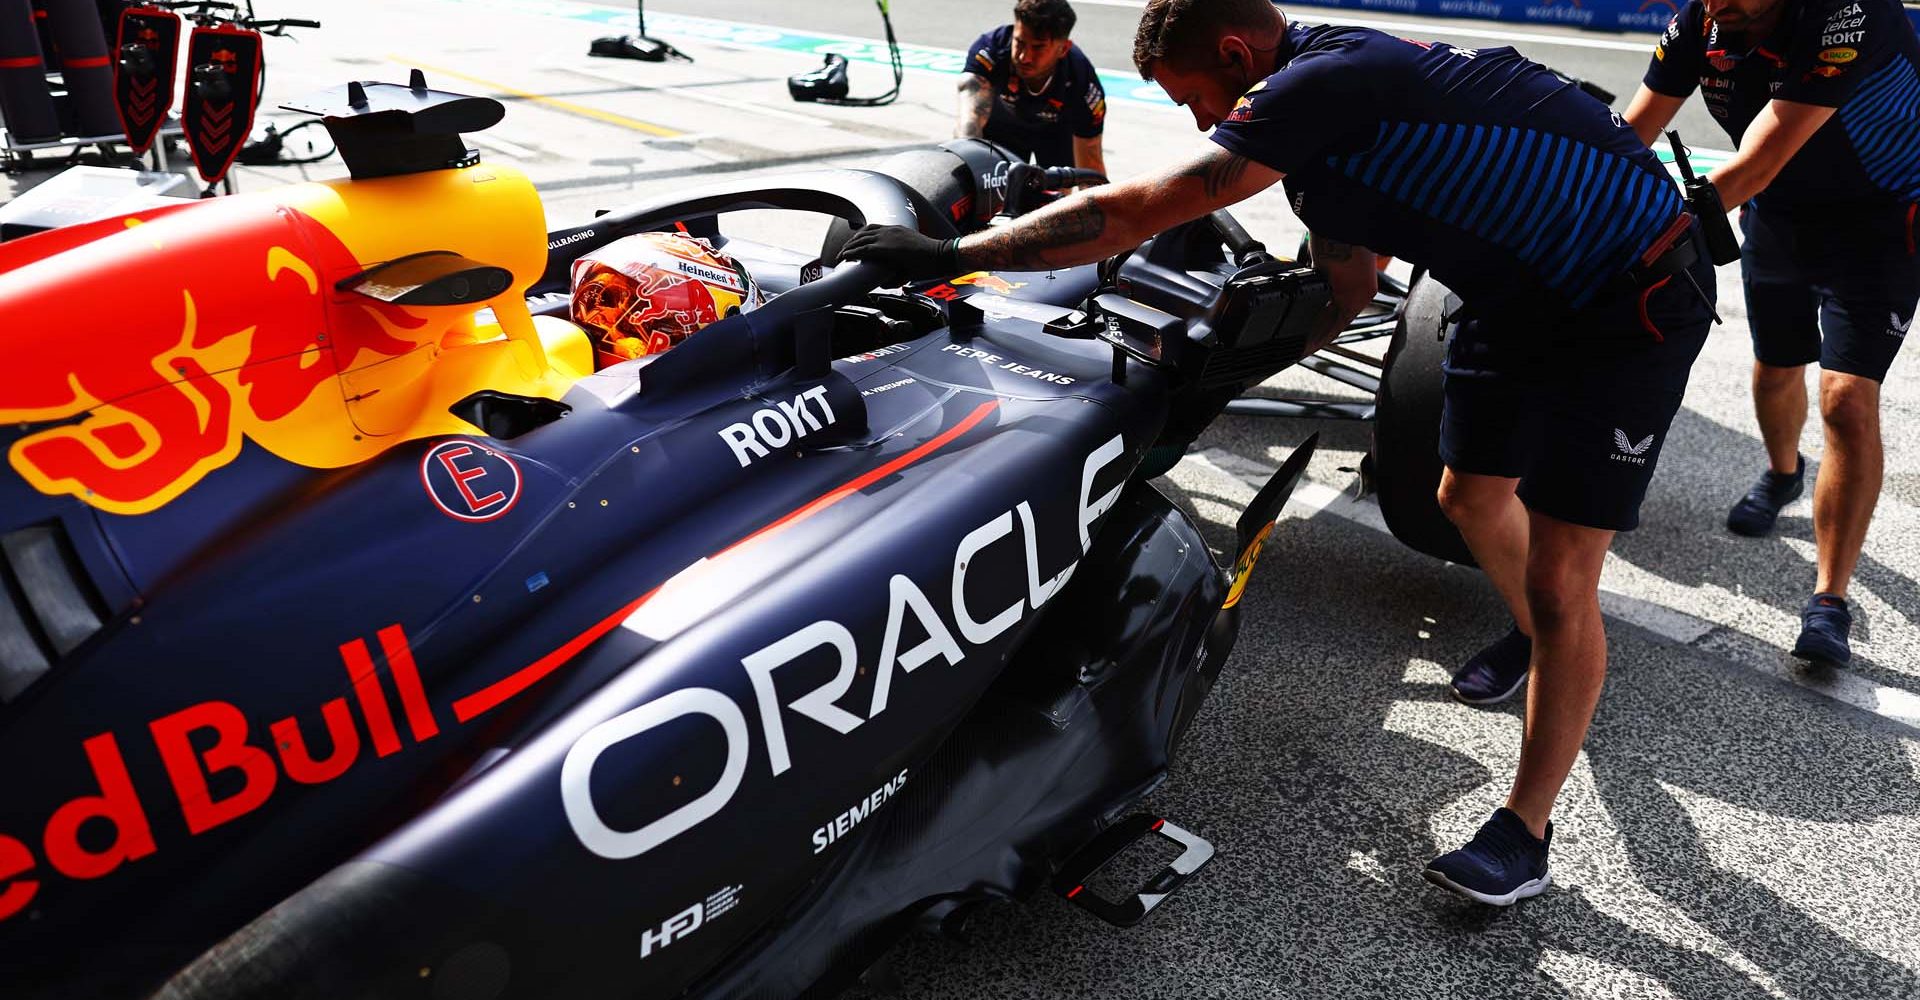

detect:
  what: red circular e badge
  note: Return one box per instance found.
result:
[421,440,523,523]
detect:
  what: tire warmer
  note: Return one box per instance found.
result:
[112,5,180,154]
[0,0,58,142]
[180,21,259,185]
[39,0,120,137]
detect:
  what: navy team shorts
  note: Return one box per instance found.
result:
[1741,200,1920,382]
[1439,254,1716,533]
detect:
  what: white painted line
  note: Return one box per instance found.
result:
[1069,0,1658,52]
[469,132,540,159]
[1596,589,1716,645]
[557,63,841,128]
[1181,449,1920,733]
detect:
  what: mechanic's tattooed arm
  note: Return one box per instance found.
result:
[958,197,1111,270]
[1306,234,1378,353]
[956,75,993,139]
[956,147,1284,272]
[1179,148,1253,199]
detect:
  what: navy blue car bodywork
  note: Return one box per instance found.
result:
[1,148,1326,998]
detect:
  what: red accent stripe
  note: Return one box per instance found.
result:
[1151,817,1166,832]
[1905,203,1915,257]
[451,400,1001,722]
[452,589,658,723]
[1066,884,1084,899]
[380,625,441,743]
[0,56,42,68]
[1637,276,1672,343]
[341,638,404,757]
[717,400,1001,558]
[64,55,110,69]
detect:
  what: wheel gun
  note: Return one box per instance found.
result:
[1667,130,1741,265]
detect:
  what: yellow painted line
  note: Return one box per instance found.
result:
[389,56,682,138]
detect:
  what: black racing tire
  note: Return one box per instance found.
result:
[1371,274,1478,567]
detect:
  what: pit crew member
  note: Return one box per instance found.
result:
[957,0,1107,177]
[1624,0,1920,666]
[841,0,1718,907]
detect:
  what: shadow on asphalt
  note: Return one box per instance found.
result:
[848,416,1919,1000]
[1612,406,1920,690]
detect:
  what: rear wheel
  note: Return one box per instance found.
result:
[1371,274,1477,567]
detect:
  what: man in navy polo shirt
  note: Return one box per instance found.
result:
[957,0,1107,177]
[841,0,1717,906]
[1626,0,1920,667]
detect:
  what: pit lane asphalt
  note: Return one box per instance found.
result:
[5,1,1916,996]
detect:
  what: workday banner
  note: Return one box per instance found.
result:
[1295,0,1920,33]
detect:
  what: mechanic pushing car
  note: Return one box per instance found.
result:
[957,0,1107,177]
[1623,0,1920,667]
[840,0,1719,907]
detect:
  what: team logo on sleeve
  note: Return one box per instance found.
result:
[1655,14,1680,58]
[1820,1,1867,46]
[1227,80,1265,123]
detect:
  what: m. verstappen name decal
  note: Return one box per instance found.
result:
[0,625,439,923]
[560,433,1128,861]
[718,386,838,468]
[813,769,908,854]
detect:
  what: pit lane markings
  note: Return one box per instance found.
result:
[388,56,683,138]
[1184,448,1920,733]
[556,63,838,128]
[424,0,1735,174]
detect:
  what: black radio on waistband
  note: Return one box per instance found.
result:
[1667,131,1742,266]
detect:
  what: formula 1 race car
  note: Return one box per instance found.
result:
[1,78,1371,999]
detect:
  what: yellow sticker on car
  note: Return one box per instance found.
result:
[1223,522,1274,610]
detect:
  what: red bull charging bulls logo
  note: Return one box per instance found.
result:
[0,196,430,515]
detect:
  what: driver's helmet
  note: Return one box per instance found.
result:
[570,232,764,362]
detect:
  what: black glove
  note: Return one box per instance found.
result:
[833,224,960,282]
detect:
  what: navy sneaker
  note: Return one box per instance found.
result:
[1727,456,1805,537]
[1450,625,1532,705]
[1792,592,1853,666]
[1425,807,1553,907]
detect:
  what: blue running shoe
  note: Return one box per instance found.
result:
[1450,625,1531,705]
[1792,592,1853,666]
[1727,456,1805,537]
[1425,808,1552,907]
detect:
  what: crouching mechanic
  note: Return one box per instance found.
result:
[1624,0,1920,666]
[958,0,1107,176]
[839,0,1717,906]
